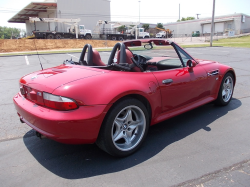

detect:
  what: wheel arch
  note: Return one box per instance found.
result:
[227,69,236,86]
[214,67,236,101]
[220,67,236,87]
[103,93,152,125]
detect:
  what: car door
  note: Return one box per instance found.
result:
[152,45,209,113]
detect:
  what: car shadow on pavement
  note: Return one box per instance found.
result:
[23,98,242,179]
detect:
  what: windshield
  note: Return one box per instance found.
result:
[127,44,179,59]
[139,28,144,32]
[79,25,85,30]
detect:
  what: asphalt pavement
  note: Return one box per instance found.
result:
[0,47,250,186]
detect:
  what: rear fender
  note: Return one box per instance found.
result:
[52,72,162,121]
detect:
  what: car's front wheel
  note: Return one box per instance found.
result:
[96,98,149,157]
[215,72,234,106]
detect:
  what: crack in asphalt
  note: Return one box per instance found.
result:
[235,96,250,99]
[0,78,19,82]
[0,136,25,143]
[171,159,250,187]
[0,103,14,106]
[0,130,35,143]
[232,67,250,72]
[236,74,250,77]
[0,65,38,72]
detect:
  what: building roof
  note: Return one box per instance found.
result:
[164,13,250,26]
[8,2,57,23]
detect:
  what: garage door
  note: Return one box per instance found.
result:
[203,24,211,33]
[215,22,224,33]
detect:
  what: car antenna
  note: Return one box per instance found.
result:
[33,39,43,70]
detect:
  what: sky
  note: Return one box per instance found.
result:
[0,0,250,30]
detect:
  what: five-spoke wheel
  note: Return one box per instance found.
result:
[112,105,146,151]
[222,76,233,102]
[96,98,149,157]
[215,72,234,106]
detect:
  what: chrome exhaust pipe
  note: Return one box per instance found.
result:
[35,131,46,139]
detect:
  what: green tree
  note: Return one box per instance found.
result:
[117,25,126,33]
[142,24,149,31]
[181,17,186,21]
[0,26,23,39]
[186,17,195,20]
[177,17,195,22]
[156,23,164,29]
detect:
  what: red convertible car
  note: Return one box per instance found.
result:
[13,39,235,157]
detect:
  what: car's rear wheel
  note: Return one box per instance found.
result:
[96,98,149,157]
[215,72,234,106]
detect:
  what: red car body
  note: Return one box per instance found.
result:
[13,39,235,156]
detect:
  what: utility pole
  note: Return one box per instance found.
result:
[210,0,215,47]
[139,1,141,23]
[179,4,180,20]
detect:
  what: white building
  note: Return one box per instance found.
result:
[163,13,250,36]
[8,0,111,36]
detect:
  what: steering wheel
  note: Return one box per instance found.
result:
[131,54,144,72]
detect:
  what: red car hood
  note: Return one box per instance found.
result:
[20,65,107,93]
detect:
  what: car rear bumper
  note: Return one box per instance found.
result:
[13,92,107,144]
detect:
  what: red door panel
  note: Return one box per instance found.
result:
[153,65,208,113]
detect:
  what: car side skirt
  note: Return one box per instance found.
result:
[151,95,216,125]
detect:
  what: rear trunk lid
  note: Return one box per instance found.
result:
[19,65,107,105]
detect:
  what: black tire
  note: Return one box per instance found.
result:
[144,36,149,38]
[111,36,116,40]
[55,34,62,39]
[119,36,124,41]
[215,72,234,106]
[85,34,92,39]
[96,98,149,157]
[47,34,54,39]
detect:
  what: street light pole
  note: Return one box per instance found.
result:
[210,0,215,47]
[138,1,141,23]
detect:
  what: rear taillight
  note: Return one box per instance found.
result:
[20,86,26,95]
[43,92,78,111]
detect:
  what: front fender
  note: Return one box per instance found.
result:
[218,65,236,86]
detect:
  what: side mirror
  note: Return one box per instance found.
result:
[187,59,196,68]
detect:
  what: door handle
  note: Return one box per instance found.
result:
[162,79,173,84]
[208,70,219,76]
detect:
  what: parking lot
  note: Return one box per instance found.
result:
[0,47,250,186]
